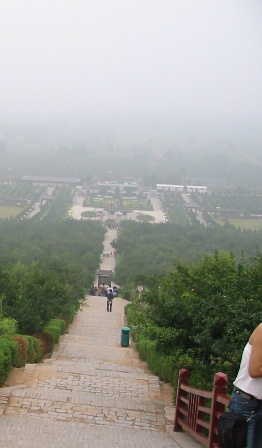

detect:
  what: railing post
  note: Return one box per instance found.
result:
[208,372,228,448]
[174,368,188,431]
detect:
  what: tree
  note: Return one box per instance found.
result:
[3,262,82,334]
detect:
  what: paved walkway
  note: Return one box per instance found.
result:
[68,194,167,224]
[0,229,202,447]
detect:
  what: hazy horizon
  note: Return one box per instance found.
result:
[0,1,262,152]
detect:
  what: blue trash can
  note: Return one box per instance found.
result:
[121,326,130,347]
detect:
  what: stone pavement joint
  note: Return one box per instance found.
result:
[0,227,203,447]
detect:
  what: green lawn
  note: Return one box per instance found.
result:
[0,206,21,219]
[123,199,150,210]
[81,210,97,217]
[135,214,155,222]
[216,218,262,230]
[84,196,151,211]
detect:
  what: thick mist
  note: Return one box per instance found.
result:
[0,1,261,153]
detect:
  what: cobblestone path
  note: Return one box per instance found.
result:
[0,228,201,447]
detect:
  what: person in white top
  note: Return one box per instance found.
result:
[229,323,262,447]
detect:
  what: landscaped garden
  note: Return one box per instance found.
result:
[81,210,98,218]
[135,213,155,222]
[83,195,152,211]
[0,183,46,220]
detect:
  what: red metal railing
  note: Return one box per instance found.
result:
[174,369,230,447]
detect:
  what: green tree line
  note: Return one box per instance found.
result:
[113,220,262,287]
[0,219,105,334]
[126,250,262,395]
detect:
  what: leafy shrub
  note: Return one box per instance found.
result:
[31,336,43,362]
[122,289,131,300]
[0,334,43,380]
[34,331,53,355]
[13,335,28,367]
[56,318,67,333]
[24,335,35,363]
[134,333,190,393]
[61,310,75,325]
[0,337,18,383]
[44,318,67,349]
[23,335,43,363]
[124,303,132,315]
[0,350,6,384]
[125,250,262,396]
[0,318,17,336]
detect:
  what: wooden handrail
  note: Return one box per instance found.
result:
[174,369,230,447]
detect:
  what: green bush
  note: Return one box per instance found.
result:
[0,318,17,336]
[124,303,132,315]
[0,334,43,374]
[23,335,43,363]
[0,337,18,383]
[13,335,28,367]
[126,303,210,397]
[135,333,177,386]
[61,311,75,325]
[31,336,43,362]
[0,350,6,384]
[13,335,40,365]
[44,318,67,349]
[122,289,131,300]
[24,335,35,363]
[34,331,53,356]
[57,318,67,333]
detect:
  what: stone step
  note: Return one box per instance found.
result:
[42,360,153,379]
[55,330,132,344]
[22,360,162,401]
[4,386,164,408]
[33,367,160,392]
[5,387,167,431]
[44,358,149,375]
[0,415,182,448]
[8,385,166,410]
[0,388,13,416]
[53,344,133,360]
[37,375,160,400]
[43,358,150,381]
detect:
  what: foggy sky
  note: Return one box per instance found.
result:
[0,0,262,140]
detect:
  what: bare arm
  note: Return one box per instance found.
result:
[249,324,262,378]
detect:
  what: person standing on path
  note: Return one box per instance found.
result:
[107,288,114,312]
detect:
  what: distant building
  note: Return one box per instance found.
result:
[186,177,226,191]
[156,184,185,193]
[40,194,54,205]
[97,181,138,197]
[186,185,207,193]
[0,197,27,207]
[213,208,244,219]
[156,184,207,193]
[22,176,81,186]
[184,201,201,212]
[95,269,114,287]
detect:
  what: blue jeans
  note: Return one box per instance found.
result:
[229,388,262,448]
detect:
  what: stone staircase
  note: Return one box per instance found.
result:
[0,295,202,447]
